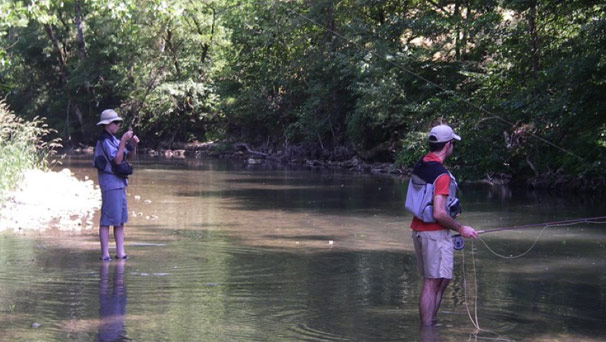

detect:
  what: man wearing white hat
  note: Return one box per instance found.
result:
[93,109,139,261]
[405,124,478,325]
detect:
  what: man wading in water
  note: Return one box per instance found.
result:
[405,124,478,326]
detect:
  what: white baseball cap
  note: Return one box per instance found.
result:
[96,109,123,126]
[428,124,461,143]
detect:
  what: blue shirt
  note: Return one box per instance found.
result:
[93,132,129,191]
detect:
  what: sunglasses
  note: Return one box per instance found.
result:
[111,120,122,125]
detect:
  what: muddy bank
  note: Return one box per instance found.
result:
[0,169,100,232]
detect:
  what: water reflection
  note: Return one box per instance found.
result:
[419,325,442,342]
[0,155,603,342]
[98,260,128,342]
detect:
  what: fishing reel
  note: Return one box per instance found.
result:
[452,234,465,250]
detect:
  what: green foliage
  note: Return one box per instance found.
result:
[394,131,426,168]
[468,1,606,180]
[1,0,605,186]
[136,80,219,145]
[1,0,226,145]
[0,101,59,200]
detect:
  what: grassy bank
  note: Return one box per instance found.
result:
[0,101,59,200]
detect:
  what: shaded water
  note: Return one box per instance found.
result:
[1,156,605,342]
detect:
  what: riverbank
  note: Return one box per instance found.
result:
[71,141,406,175]
[68,140,606,193]
[205,143,606,193]
[0,169,100,232]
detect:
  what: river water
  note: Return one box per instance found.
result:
[1,156,605,342]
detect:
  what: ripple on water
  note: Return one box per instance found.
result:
[288,323,350,341]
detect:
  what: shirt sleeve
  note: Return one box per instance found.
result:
[102,138,118,161]
[433,174,450,196]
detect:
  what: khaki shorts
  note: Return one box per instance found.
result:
[412,230,453,279]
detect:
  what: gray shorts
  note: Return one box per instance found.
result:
[412,230,453,279]
[100,188,128,227]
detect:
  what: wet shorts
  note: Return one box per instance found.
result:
[412,229,453,279]
[100,188,128,227]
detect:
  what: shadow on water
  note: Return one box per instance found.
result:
[175,174,404,213]
[176,187,399,214]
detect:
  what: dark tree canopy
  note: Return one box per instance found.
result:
[1,0,605,187]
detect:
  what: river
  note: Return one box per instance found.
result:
[0,155,605,342]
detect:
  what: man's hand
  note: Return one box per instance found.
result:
[459,225,478,239]
[131,135,140,145]
[121,130,134,143]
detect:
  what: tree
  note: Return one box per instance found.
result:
[1,0,226,146]
[1,0,604,187]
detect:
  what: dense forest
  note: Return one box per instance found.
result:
[1,0,605,188]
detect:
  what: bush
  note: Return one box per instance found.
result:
[0,101,60,200]
[394,131,427,168]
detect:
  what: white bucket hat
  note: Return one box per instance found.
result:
[428,124,461,143]
[96,109,123,126]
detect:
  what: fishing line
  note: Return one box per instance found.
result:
[478,224,549,259]
[453,216,606,252]
[475,216,606,258]
[461,239,536,342]
[478,216,606,234]
[461,239,481,331]
[269,1,584,161]
[246,4,598,331]
[459,216,606,331]
[461,241,514,342]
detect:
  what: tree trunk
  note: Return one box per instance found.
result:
[528,1,540,77]
[44,23,84,138]
[462,2,471,60]
[165,29,181,77]
[454,0,461,60]
[74,0,87,59]
[43,24,68,85]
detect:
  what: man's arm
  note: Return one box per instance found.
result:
[433,195,478,238]
[126,135,140,160]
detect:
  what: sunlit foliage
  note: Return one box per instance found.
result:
[1,0,605,186]
[0,101,59,199]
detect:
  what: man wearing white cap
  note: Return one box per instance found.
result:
[93,109,139,261]
[405,124,478,325]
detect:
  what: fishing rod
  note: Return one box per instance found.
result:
[452,215,606,250]
[458,215,606,329]
[476,216,606,234]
